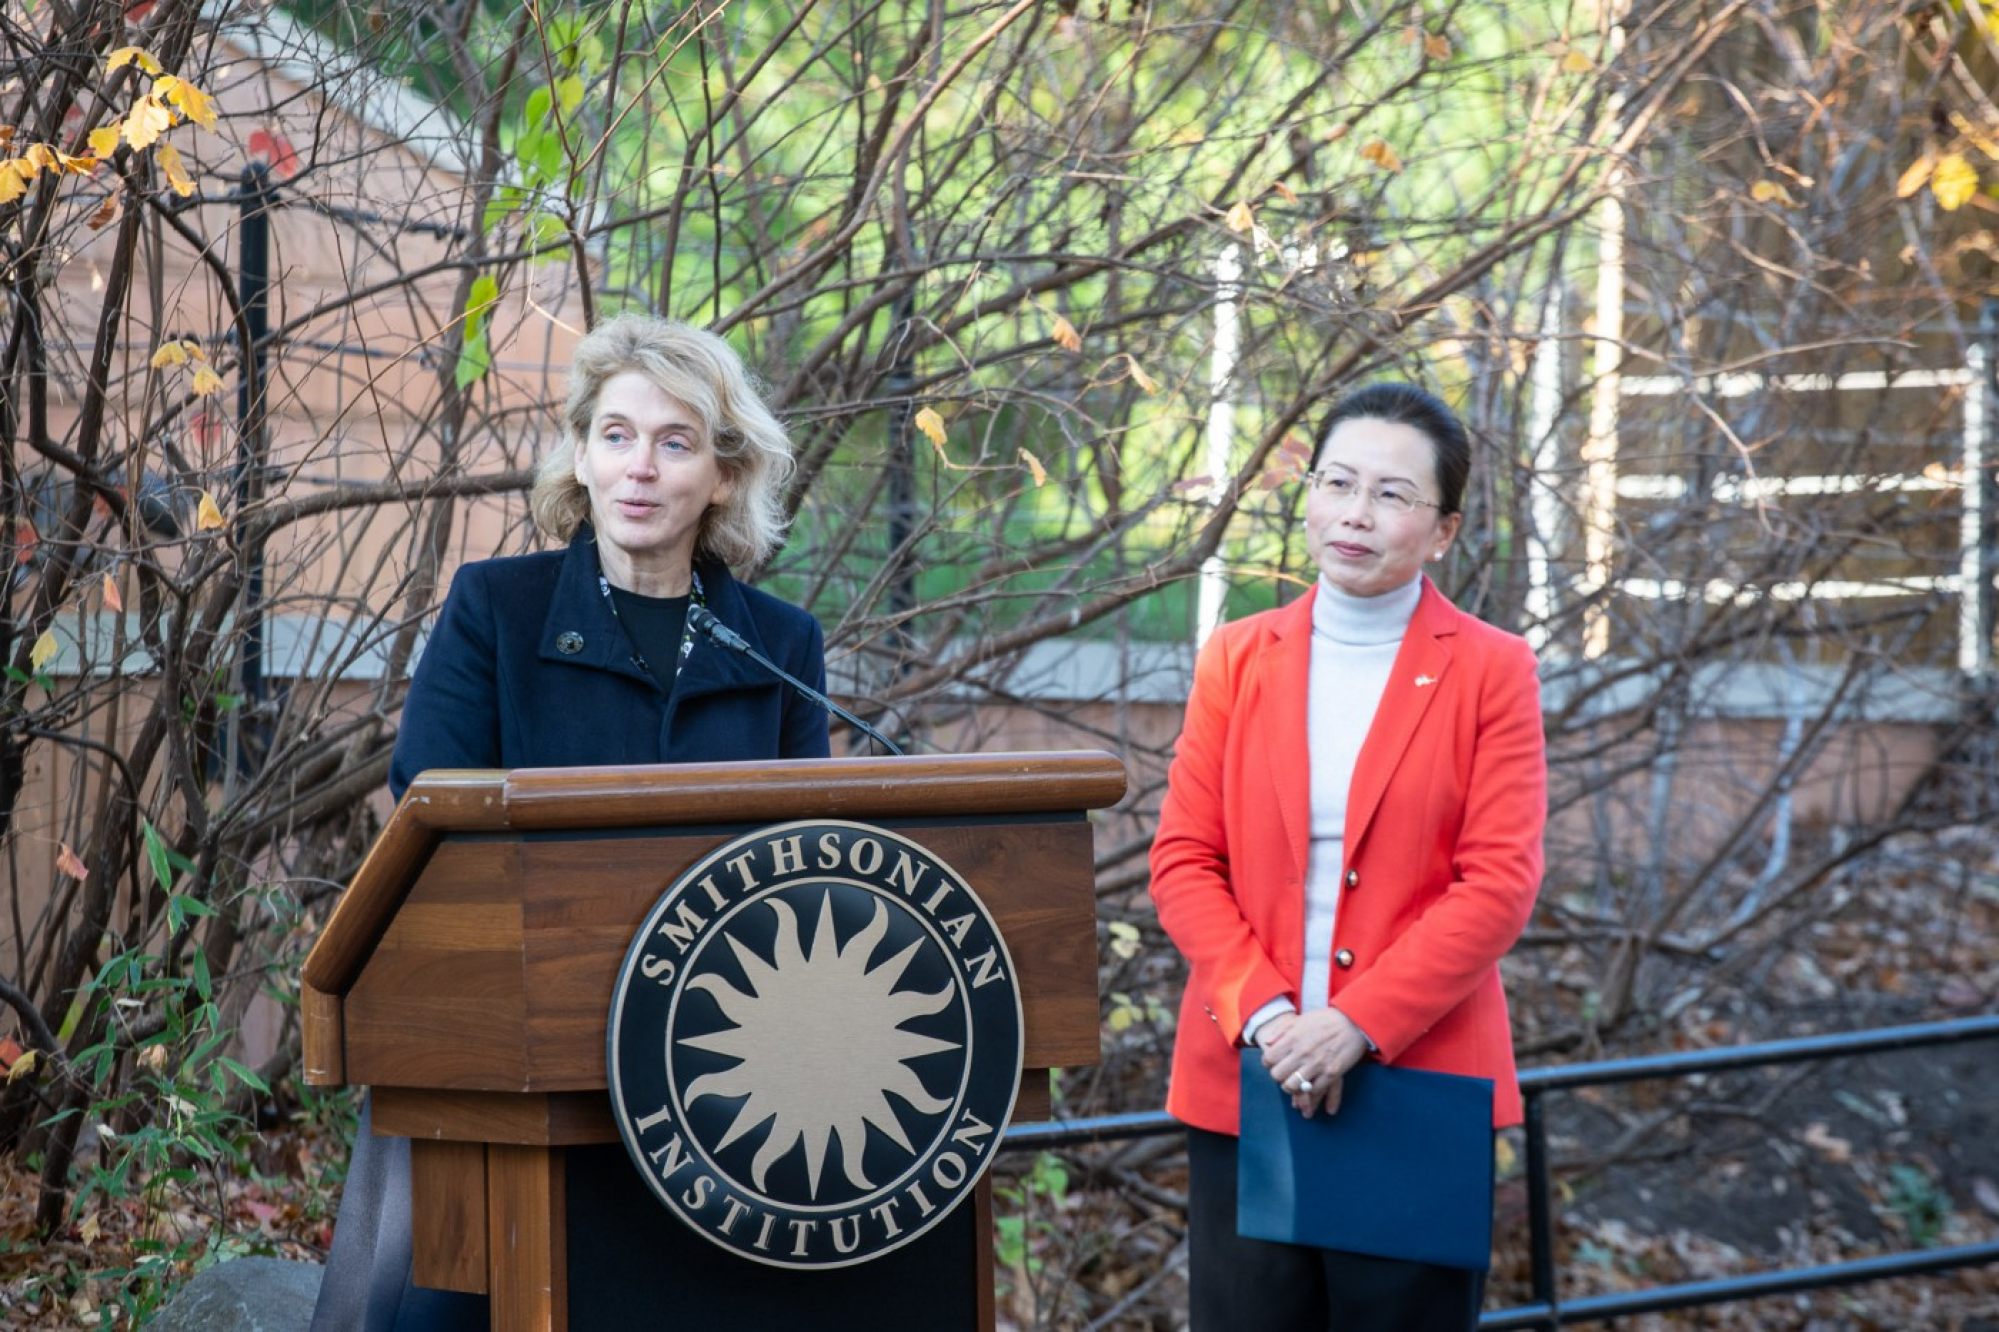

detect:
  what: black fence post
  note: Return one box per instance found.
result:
[1524,1087,1559,1329]
[231,162,272,777]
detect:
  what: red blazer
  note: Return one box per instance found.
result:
[1150,578,1546,1132]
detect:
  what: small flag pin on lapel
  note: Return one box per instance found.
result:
[1414,674,1437,688]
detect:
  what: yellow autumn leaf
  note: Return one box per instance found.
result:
[195,489,226,529]
[88,125,120,158]
[1051,315,1082,352]
[1019,448,1048,487]
[6,1049,36,1082]
[1125,355,1158,394]
[914,407,966,470]
[30,629,58,673]
[0,171,22,205]
[1896,153,1935,199]
[1750,179,1798,207]
[1560,48,1593,74]
[87,194,118,231]
[1423,32,1451,60]
[57,842,89,881]
[1948,111,1999,162]
[24,144,56,171]
[190,364,224,397]
[1106,920,1141,960]
[149,340,190,369]
[59,151,96,175]
[1933,153,1979,211]
[1359,139,1403,173]
[106,46,163,76]
[1225,199,1255,233]
[157,142,194,197]
[156,77,219,132]
[77,1211,101,1243]
[101,572,123,613]
[123,97,172,151]
[1271,179,1299,206]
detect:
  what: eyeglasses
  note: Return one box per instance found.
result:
[1303,469,1444,516]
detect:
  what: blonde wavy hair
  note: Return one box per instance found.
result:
[530,314,794,570]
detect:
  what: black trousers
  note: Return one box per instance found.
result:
[1186,1128,1485,1332]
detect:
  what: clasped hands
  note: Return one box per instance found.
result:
[1256,1007,1370,1118]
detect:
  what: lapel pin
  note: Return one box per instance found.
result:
[1414,674,1437,688]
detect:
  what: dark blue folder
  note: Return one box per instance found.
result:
[1236,1049,1495,1270]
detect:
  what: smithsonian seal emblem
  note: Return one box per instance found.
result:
[606,820,1024,1269]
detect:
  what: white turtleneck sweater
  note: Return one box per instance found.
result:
[1242,573,1421,1046]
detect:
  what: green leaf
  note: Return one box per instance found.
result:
[96,952,132,989]
[141,819,174,892]
[555,74,585,117]
[529,212,568,254]
[523,85,553,131]
[190,950,211,1002]
[218,1057,269,1094]
[482,184,526,234]
[993,1214,1025,1267]
[534,129,566,183]
[455,275,502,390]
[187,1029,226,1067]
[455,329,492,390]
[545,11,594,71]
[464,274,501,321]
[515,126,549,187]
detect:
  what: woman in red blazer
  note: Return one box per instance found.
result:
[1151,385,1546,1330]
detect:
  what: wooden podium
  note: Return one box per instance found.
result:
[301,751,1126,1331]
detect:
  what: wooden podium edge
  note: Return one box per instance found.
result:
[304,751,1127,1008]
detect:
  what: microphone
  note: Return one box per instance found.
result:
[688,605,906,757]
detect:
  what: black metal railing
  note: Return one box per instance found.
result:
[999,1014,1999,1328]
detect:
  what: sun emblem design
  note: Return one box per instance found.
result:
[609,820,1024,1268]
[677,889,959,1201]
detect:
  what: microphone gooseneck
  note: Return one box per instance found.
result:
[688,606,906,757]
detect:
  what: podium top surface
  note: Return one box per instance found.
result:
[304,751,1127,998]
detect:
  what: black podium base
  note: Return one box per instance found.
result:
[565,1144,978,1331]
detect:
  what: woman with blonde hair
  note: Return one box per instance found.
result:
[313,313,830,1330]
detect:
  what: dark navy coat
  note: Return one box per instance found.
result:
[389,527,830,798]
[316,529,829,1332]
